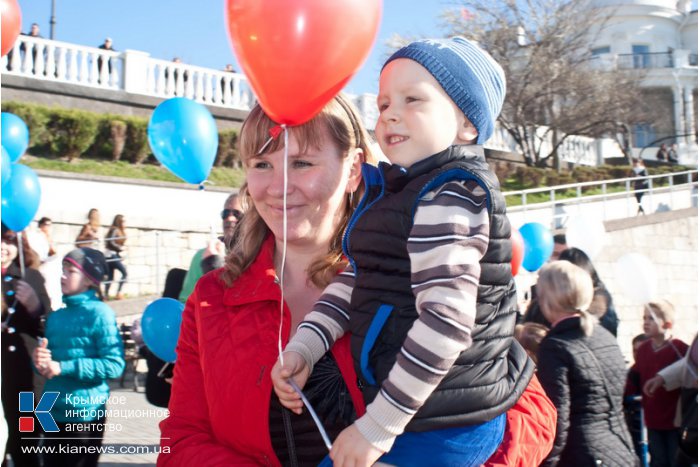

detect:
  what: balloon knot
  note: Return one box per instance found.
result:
[198,183,205,191]
[257,124,287,155]
[269,124,284,139]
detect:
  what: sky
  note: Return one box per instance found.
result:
[17,0,457,96]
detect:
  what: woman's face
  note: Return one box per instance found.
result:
[246,125,360,250]
[1,238,18,268]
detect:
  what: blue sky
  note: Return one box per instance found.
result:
[17,0,454,96]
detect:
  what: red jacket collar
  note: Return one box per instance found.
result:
[222,234,281,308]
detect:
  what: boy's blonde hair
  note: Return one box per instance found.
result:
[536,261,596,336]
[645,300,675,326]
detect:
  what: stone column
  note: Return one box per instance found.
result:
[123,49,151,95]
[684,86,696,144]
[672,84,684,144]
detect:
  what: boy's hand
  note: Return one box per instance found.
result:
[270,351,310,415]
[330,424,384,467]
[33,339,61,379]
[643,374,665,397]
[33,338,51,369]
[41,361,62,379]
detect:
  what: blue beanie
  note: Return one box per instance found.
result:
[383,37,505,144]
[64,247,108,285]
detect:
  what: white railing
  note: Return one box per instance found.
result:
[504,169,698,230]
[1,35,256,110]
[3,36,697,168]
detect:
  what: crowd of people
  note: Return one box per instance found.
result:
[1,33,696,467]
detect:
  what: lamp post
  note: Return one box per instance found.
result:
[50,0,56,39]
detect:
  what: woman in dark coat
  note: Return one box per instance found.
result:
[558,247,619,336]
[536,261,637,467]
[1,223,52,467]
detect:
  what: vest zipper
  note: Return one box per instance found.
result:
[343,164,387,272]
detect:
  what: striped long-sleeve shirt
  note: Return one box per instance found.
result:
[285,178,490,452]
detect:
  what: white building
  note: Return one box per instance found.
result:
[590,0,698,157]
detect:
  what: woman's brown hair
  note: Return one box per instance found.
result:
[221,94,377,289]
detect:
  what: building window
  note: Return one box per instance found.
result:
[633,123,656,147]
[632,44,650,68]
[591,46,610,56]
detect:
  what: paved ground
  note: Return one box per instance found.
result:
[99,365,166,466]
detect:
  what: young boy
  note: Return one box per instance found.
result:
[627,301,688,467]
[272,37,533,465]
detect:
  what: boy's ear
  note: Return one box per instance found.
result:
[456,116,478,144]
[662,321,673,330]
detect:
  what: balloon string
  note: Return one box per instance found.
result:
[278,125,289,366]
[17,231,25,278]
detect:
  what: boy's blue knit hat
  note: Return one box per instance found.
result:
[383,37,505,144]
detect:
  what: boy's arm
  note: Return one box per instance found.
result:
[354,179,489,452]
[284,266,355,372]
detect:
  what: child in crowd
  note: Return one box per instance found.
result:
[515,322,549,365]
[272,37,533,466]
[626,300,689,467]
[33,247,125,467]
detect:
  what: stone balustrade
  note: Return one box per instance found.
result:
[2,35,696,167]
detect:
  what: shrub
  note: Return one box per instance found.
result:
[123,118,150,164]
[110,120,128,161]
[85,116,115,161]
[215,129,240,168]
[45,108,98,161]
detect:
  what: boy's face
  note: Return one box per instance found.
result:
[61,262,92,296]
[643,307,667,338]
[375,59,477,167]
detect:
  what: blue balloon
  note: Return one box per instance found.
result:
[147,97,218,185]
[141,298,185,363]
[1,112,30,163]
[1,147,11,188]
[519,222,554,272]
[1,164,41,232]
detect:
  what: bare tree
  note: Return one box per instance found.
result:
[436,0,655,167]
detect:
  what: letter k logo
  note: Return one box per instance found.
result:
[19,391,60,432]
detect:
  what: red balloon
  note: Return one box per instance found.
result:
[225,0,382,126]
[1,0,21,57]
[510,229,524,276]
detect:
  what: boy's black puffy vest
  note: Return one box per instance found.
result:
[344,145,533,431]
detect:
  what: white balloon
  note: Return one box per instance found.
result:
[613,253,658,305]
[566,216,606,259]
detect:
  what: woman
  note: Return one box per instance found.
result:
[536,261,637,466]
[75,208,101,247]
[158,95,373,466]
[105,214,128,300]
[558,247,619,336]
[1,223,52,467]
